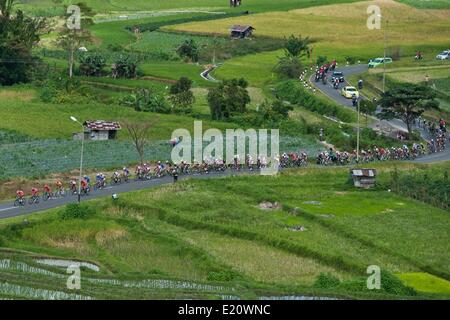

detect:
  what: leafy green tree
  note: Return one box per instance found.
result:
[380,83,439,134]
[275,35,311,79]
[274,57,303,79]
[259,99,293,123]
[169,77,195,114]
[79,51,106,76]
[120,89,170,113]
[111,54,138,78]
[284,35,311,59]
[56,2,94,78]
[207,78,250,120]
[176,39,199,62]
[0,0,46,85]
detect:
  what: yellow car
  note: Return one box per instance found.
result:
[341,86,360,99]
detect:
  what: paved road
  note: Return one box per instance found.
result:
[309,64,450,163]
[310,64,369,109]
[0,170,262,220]
[1,65,448,220]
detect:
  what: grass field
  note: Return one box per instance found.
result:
[397,0,450,9]
[203,0,450,87]
[396,273,450,294]
[165,0,450,46]
[17,0,366,16]
[0,162,449,299]
[0,86,236,141]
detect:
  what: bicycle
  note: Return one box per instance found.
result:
[28,195,40,205]
[14,197,26,207]
[110,176,122,185]
[42,191,53,201]
[55,188,67,198]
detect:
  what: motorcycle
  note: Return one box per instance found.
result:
[333,81,339,89]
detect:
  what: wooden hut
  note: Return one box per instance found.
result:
[350,169,377,189]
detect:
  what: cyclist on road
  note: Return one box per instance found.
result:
[56,180,63,190]
[81,178,89,193]
[43,184,51,197]
[31,187,39,197]
[69,179,77,193]
[16,189,25,200]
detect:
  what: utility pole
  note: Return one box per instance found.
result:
[382,18,388,93]
[356,98,361,162]
[70,116,84,203]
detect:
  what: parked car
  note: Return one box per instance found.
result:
[331,71,345,83]
[436,50,450,60]
[368,57,392,68]
[341,86,359,99]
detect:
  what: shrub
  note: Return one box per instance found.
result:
[345,56,357,64]
[79,51,106,76]
[314,273,341,288]
[169,77,195,114]
[274,57,304,79]
[380,270,416,296]
[111,54,138,78]
[176,39,199,62]
[59,203,96,220]
[316,56,327,66]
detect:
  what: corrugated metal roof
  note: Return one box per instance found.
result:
[83,120,121,131]
[230,25,253,32]
[351,169,377,177]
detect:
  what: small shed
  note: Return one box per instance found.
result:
[350,169,377,189]
[230,25,254,39]
[73,120,121,141]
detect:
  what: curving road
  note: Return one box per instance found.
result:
[1,66,448,220]
[309,64,450,163]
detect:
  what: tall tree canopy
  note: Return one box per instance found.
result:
[0,0,46,85]
[207,78,250,120]
[275,35,311,79]
[380,83,439,134]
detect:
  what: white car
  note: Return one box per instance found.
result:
[436,50,450,60]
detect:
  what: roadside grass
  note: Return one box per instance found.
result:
[380,67,450,84]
